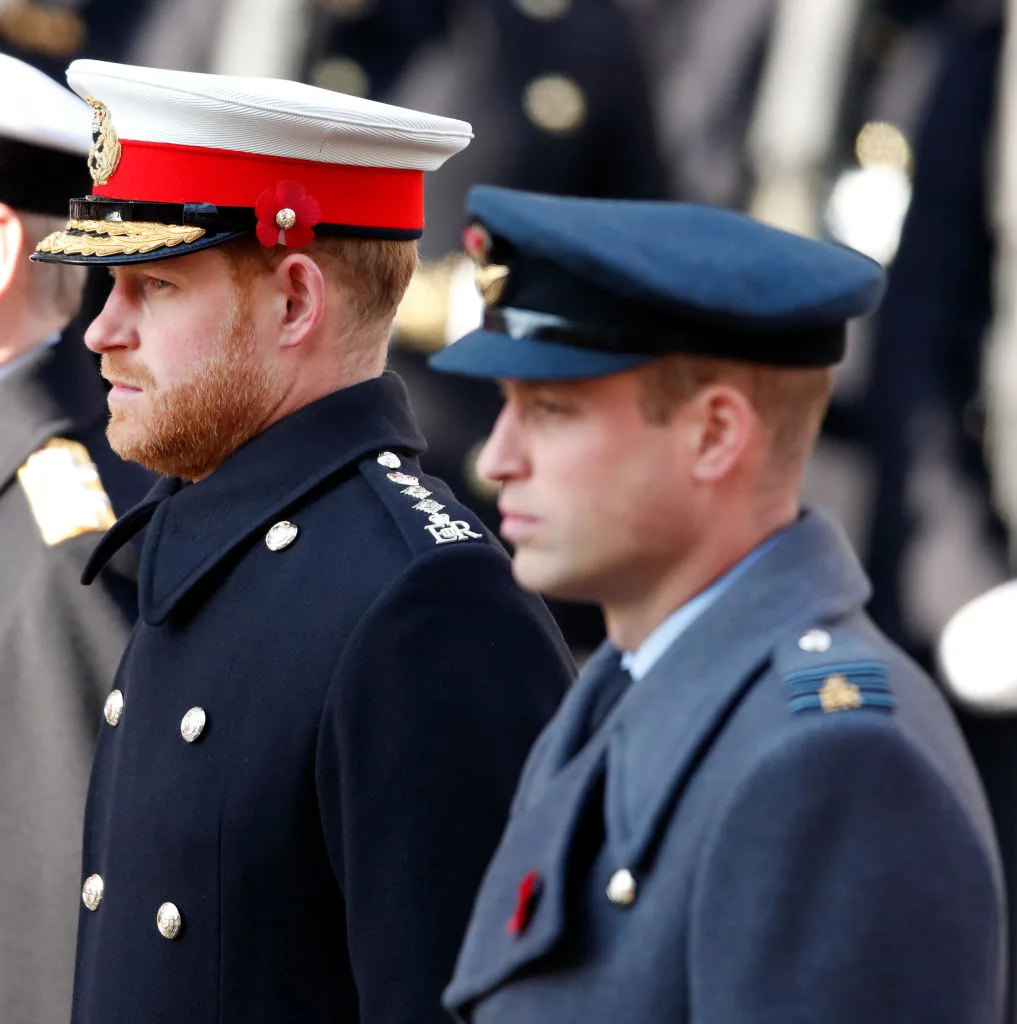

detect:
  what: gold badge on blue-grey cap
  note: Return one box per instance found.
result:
[463,222,509,305]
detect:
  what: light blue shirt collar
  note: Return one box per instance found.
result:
[620,533,782,681]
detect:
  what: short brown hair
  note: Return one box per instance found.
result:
[639,353,834,474]
[221,234,418,329]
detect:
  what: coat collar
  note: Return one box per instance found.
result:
[0,336,107,488]
[445,510,872,1013]
[522,509,872,870]
[82,372,425,625]
[603,508,871,868]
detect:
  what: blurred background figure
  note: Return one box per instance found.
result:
[0,54,149,1024]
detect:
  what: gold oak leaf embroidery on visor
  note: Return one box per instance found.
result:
[35,218,206,258]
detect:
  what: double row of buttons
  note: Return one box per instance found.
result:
[82,691,210,939]
[103,689,207,743]
[81,877,182,940]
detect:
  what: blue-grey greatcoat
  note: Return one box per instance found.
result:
[445,510,1006,1024]
[71,372,573,1024]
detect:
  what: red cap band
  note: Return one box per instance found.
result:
[93,139,424,230]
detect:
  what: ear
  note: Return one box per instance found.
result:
[0,204,24,298]
[273,252,325,350]
[688,383,758,483]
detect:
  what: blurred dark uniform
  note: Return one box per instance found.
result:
[0,55,148,1024]
[0,0,153,80]
[846,3,1017,1017]
[861,0,1007,670]
[304,0,666,654]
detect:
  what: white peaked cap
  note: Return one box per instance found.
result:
[64,59,472,171]
[0,55,93,216]
[32,59,473,265]
[0,54,92,155]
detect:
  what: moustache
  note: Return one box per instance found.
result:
[100,355,156,390]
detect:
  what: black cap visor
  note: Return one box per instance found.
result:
[31,196,423,266]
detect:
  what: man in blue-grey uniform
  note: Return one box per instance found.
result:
[32,63,572,1024]
[431,186,1006,1024]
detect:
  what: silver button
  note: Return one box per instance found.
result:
[156,902,182,940]
[798,629,832,653]
[376,451,401,469]
[606,868,637,907]
[180,707,206,743]
[265,521,298,551]
[104,689,124,727]
[523,74,587,134]
[81,873,104,911]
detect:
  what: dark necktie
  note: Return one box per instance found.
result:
[571,650,633,754]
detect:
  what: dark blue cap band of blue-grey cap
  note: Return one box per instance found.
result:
[429,186,887,381]
[483,307,846,367]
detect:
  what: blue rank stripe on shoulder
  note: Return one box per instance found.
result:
[784,660,894,715]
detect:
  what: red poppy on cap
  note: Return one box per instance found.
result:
[255,180,321,249]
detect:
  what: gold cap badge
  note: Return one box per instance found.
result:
[463,223,510,305]
[85,97,121,186]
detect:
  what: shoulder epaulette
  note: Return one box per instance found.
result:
[359,449,488,556]
[774,626,895,716]
[17,438,116,546]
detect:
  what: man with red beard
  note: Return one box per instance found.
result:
[32,61,573,1024]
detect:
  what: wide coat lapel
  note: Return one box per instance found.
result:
[446,512,873,1015]
[603,509,872,869]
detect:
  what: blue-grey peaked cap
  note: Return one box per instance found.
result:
[429,185,887,381]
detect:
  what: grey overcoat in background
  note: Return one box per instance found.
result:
[0,335,146,1023]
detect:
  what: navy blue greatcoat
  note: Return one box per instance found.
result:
[445,511,1005,1024]
[72,372,573,1024]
